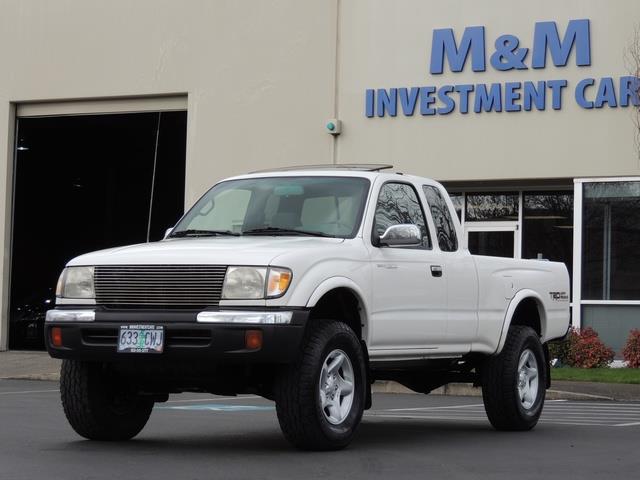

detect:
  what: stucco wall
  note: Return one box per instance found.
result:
[0,0,338,349]
[337,0,640,181]
[1,0,639,348]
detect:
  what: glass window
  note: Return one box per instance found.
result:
[583,182,640,300]
[465,193,519,221]
[448,192,464,220]
[374,183,431,249]
[423,185,458,251]
[468,231,514,257]
[173,176,370,238]
[187,189,251,232]
[522,192,573,274]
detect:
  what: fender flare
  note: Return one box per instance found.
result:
[494,289,547,355]
[305,277,370,338]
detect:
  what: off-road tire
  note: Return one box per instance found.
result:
[482,325,546,431]
[275,320,366,450]
[60,360,154,440]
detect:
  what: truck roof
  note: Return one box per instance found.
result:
[226,164,439,185]
[250,164,394,173]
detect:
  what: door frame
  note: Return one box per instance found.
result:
[4,96,187,351]
[464,221,521,258]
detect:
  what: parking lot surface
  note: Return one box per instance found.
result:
[1,379,639,480]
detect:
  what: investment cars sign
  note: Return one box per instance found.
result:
[365,19,640,117]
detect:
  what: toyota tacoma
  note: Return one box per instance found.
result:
[46,165,570,450]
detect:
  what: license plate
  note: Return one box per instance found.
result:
[117,325,164,354]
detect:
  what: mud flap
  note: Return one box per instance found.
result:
[543,343,551,389]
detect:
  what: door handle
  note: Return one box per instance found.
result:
[430,265,443,277]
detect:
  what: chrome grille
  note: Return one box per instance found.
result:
[94,265,227,306]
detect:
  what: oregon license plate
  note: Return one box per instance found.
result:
[117,325,164,353]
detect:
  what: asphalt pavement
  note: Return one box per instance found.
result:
[1,379,639,480]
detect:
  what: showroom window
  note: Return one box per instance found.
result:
[465,193,519,221]
[522,192,574,271]
[582,181,640,300]
[445,188,574,266]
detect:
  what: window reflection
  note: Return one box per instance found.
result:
[465,193,519,221]
[468,231,514,257]
[423,185,458,252]
[374,183,431,249]
[449,193,463,221]
[583,182,640,300]
[522,192,573,276]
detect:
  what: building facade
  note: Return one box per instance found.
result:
[1,0,639,352]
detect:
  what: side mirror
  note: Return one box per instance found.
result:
[164,227,174,239]
[378,224,422,247]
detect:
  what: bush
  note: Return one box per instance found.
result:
[548,335,571,365]
[548,327,615,369]
[623,329,640,368]
[566,327,615,368]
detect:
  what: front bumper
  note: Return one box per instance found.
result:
[45,307,309,364]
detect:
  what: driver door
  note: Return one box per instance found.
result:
[368,182,448,353]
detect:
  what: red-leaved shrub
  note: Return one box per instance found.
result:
[566,327,614,368]
[622,329,640,368]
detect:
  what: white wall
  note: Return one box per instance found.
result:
[0,0,338,349]
[337,0,640,181]
[1,0,639,348]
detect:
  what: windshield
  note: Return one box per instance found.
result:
[172,176,371,238]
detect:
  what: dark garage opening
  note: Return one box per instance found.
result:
[9,110,187,350]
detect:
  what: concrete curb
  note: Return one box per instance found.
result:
[1,373,61,381]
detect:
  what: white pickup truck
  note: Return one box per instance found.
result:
[46,165,570,450]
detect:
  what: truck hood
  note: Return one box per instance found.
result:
[67,236,346,266]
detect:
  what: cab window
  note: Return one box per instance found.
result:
[373,182,431,249]
[423,185,458,252]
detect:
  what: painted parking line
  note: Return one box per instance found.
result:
[373,401,640,427]
[155,397,640,427]
[166,395,261,403]
[365,413,615,427]
[386,403,485,412]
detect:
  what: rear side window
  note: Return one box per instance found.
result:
[423,185,458,252]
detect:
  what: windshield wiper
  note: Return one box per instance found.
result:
[169,229,241,238]
[243,227,336,238]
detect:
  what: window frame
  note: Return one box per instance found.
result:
[572,177,640,330]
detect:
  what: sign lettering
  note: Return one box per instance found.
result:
[366,19,640,117]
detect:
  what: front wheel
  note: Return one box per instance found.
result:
[481,325,546,431]
[275,320,366,450]
[60,360,154,440]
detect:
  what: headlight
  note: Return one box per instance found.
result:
[222,267,267,299]
[57,266,95,299]
[222,266,292,300]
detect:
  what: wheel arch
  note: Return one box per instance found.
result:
[306,277,369,342]
[495,290,547,355]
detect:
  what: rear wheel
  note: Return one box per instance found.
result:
[60,360,154,440]
[275,320,366,450]
[481,326,546,431]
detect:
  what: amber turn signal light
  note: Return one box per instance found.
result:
[245,330,263,350]
[51,327,63,347]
